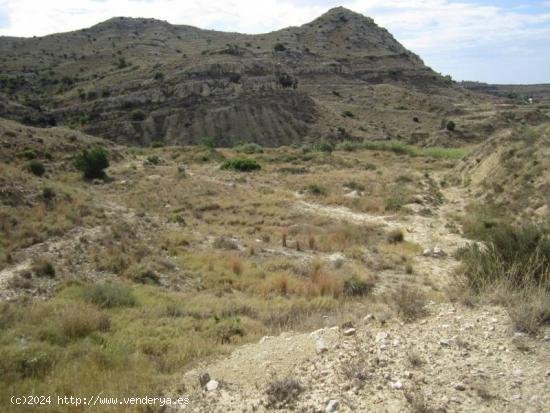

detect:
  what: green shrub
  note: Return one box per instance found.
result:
[314,141,334,153]
[385,196,405,212]
[387,229,404,244]
[273,43,286,52]
[145,155,161,165]
[32,257,55,278]
[335,140,467,159]
[306,184,327,196]
[42,187,56,202]
[221,157,261,172]
[342,110,354,118]
[344,275,373,296]
[1,346,56,379]
[154,72,164,81]
[17,149,38,160]
[150,141,164,148]
[233,143,264,154]
[131,109,146,121]
[446,121,456,131]
[27,160,45,176]
[457,224,550,292]
[207,316,245,344]
[82,283,136,308]
[74,146,109,179]
[457,224,550,333]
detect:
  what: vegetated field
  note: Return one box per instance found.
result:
[0,132,478,412]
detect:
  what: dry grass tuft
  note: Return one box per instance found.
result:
[388,285,427,322]
[265,376,304,408]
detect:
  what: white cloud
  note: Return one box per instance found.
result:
[0,0,549,83]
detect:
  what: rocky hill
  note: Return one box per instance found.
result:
[461,82,550,102]
[0,7,466,146]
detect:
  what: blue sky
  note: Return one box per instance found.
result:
[0,0,549,84]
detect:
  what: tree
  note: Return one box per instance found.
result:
[74,147,109,179]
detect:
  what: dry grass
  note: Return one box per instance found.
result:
[0,143,460,412]
[388,285,427,322]
[265,376,304,408]
[457,223,550,333]
[404,382,442,413]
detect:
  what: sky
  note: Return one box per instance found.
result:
[0,0,549,84]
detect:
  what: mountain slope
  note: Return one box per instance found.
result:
[0,7,463,146]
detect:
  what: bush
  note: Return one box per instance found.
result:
[343,275,373,296]
[150,141,164,148]
[385,196,405,212]
[266,377,304,408]
[32,257,55,278]
[145,155,161,165]
[306,184,327,196]
[154,72,164,81]
[457,224,550,333]
[57,304,110,341]
[74,146,109,179]
[27,160,45,176]
[82,283,136,308]
[207,316,245,344]
[42,187,56,202]
[457,224,550,292]
[389,285,427,322]
[17,149,38,160]
[387,229,404,244]
[446,120,456,131]
[273,43,286,52]
[220,157,261,172]
[131,109,146,121]
[342,110,354,118]
[315,141,334,153]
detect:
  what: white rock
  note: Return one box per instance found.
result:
[343,328,356,336]
[259,336,273,344]
[206,380,219,391]
[316,339,329,354]
[439,339,450,347]
[363,314,374,323]
[433,246,446,257]
[391,381,403,390]
[376,332,389,342]
[325,399,340,412]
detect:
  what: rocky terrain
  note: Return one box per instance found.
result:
[182,303,550,413]
[0,6,549,413]
[1,7,469,146]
